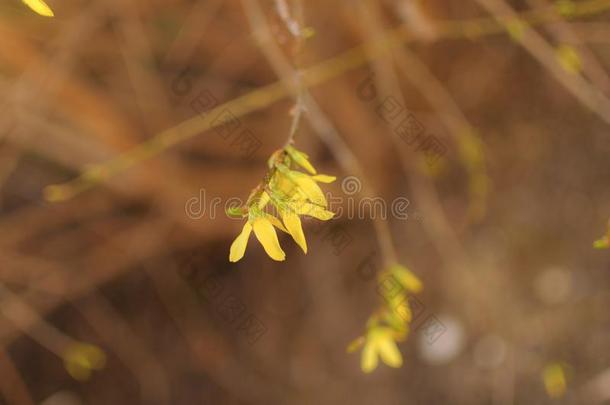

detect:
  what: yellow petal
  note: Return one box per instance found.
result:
[361,341,378,373]
[229,222,252,262]
[257,191,271,209]
[272,173,302,201]
[264,213,288,233]
[22,0,54,17]
[393,299,412,323]
[281,211,307,253]
[295,202,334,220]
[287,170,327,207]
[299,159,316,174]
[377,334,403,368]
[312,174,336,183]
[381,307,407,332]
[391,265,423,293]
[292,172,327,206]
[253,218,286,261]
[286,145,317,174]
[293,154,317,175]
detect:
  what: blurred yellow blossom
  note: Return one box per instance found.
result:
[543,362,568,398]
[360,327,403,372]
[593,220,610,249]
[63,342,106,381]
[348,264,422,373]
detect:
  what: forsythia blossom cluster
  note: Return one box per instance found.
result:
[22,0,54,17]
[228,144,335,262]
[347,264,422,373]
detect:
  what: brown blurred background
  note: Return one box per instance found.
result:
[1,0,610,404]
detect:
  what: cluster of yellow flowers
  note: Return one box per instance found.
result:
[348,264,422,373]
[228,144,335,262]
[22,0,54,17]
[594,219,610,249]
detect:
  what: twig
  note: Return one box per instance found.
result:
[43,0,610,201]
[242,0,398,264]
[0,349,35,405]
[474,0,610,125]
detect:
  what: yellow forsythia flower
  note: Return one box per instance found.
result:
[348,264,422,373]
[543,362,568,398]
[63,342,106,381]
[228,144,335,262]
[349,327,403,373]
[22,0,54,17]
